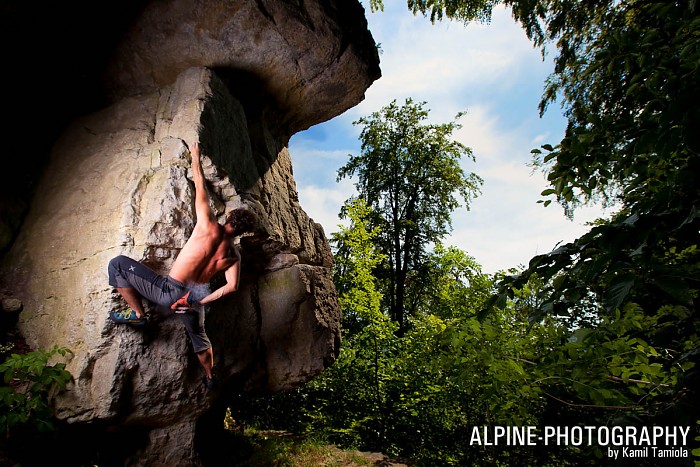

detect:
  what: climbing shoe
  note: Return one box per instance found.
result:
[110,309,146,325]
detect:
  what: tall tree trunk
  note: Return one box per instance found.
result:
[392,230,402,325]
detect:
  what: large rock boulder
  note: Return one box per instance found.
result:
[0,0,380,464]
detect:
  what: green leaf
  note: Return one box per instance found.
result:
[543,152,557,163]
[604,274,635,311]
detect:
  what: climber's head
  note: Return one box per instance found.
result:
[225,208,257,236]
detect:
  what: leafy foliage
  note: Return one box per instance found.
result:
[0,345,73,435]
[369,0,497,23]
[381,0,700,427]
[408,242,492,320]
[479,1,700,428]
[535,304,699,410]
[331,198,386,335]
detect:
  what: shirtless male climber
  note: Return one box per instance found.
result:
[107,141,257,389]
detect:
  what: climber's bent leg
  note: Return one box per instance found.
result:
[197,348,215,389]
[115,287,146,319]
[108,255,185,319]
[178,308,214,387]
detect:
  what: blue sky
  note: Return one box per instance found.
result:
[288,1,608,274]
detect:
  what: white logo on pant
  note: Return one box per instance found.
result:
[129,266,135,272]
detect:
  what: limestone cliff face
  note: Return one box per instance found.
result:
[0,0,379,464]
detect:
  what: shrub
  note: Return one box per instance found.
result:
[0,345,73,435]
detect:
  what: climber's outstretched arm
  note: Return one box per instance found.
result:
[190,142,216,225]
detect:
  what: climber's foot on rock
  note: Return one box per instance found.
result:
[110,309,146,326]
[205,374,217,390]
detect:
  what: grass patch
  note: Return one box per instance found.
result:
[227,428,376,466]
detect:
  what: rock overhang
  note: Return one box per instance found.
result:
[104,0,382,139]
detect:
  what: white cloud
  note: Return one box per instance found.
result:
[438,97,608,274]
[531,132,550,146]
[451,105,506,163]
[446,174,608,274]
[353,4,545,121]
[297,179,355,235]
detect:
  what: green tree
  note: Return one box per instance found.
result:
[331,198,386,335]
[337,98,482,331]
[330,197,396,444]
